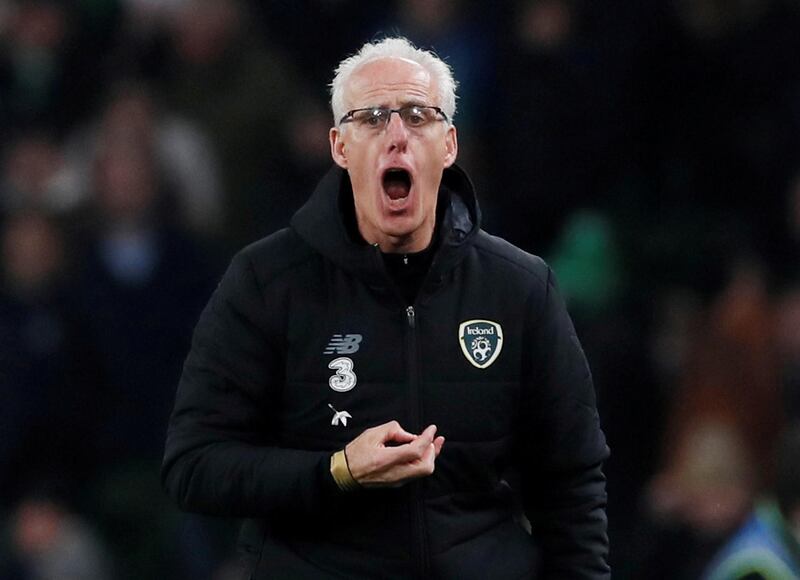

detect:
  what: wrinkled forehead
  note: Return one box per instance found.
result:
[345,57,437,109]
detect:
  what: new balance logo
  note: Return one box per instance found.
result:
[323,334,363,355]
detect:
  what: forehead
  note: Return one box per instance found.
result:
[346,57,436,107]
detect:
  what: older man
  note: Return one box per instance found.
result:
[162,37,610,579]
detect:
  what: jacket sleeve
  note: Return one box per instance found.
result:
[515,265,610,579]
[161,250,338,517]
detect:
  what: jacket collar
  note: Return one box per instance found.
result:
[291,164,481,287]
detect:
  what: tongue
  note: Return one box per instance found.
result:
[385,180,410,200]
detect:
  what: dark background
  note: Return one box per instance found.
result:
[3,1,800,578]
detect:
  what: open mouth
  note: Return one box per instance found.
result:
[382,168,412,201]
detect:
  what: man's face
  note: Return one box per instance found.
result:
[329,57,457,253]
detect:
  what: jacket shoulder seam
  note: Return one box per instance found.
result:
[240,230,318,295]
[473,235,548,284]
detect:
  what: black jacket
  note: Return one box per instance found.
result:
[162,165,610,579]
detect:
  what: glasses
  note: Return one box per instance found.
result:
[338,105,448,132]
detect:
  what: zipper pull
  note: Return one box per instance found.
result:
[406,306,416,328]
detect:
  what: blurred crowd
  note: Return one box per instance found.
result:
[3,0,800,578]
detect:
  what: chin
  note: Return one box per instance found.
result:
[380,215,421,237]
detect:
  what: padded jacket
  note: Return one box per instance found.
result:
[162,165,610,579]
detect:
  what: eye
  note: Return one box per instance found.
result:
[404,107,427,127]
[352,109,382,128]
[363,109,387,128]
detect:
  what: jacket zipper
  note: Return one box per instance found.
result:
[405,304,429,579]
[406,305,416,328]
[372,243,430,578]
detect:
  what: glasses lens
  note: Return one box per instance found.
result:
[400,106,437,127]
[347,107,442,131]
[352,108,388,129]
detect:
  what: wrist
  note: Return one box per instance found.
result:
[330,449,360,491]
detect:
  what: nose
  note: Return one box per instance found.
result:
[385,111,408,151]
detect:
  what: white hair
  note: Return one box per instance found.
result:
[329,36,458,126]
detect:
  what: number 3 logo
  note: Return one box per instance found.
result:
[328,357,357,392]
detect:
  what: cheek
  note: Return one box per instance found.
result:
[424,189,439,215]
[416,175,440,215]
[346,156,373,189]
[351,184,376,220]
[421,140,448,171]
[417,150,446,193]
[348,144,380,180]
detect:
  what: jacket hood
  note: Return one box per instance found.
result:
[291,164,481,286]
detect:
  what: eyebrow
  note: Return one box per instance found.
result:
[354,100,428,111]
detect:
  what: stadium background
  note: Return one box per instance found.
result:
[2,0,800,578]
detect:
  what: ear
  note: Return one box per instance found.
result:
[443,125,458,168]
[330,127,348,169]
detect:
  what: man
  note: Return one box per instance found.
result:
[702,427,800,580]
[162,37,610,579]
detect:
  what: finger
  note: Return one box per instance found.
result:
[381,421,417,445]
[417,424,437,445]
[433,435,445,456]
[383,439,426,464]
[382,427,438,464]
[389,443,436,482]
[385,423,435,455]
[418,442,437,473]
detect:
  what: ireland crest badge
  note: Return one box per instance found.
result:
[458,319,504,369]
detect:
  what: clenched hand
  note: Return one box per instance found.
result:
[345,422,445,487]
